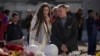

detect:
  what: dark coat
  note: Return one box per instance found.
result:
[50,14,78,54]
[24,15,33,30]
[86,16,97,36]
[86,16,97,55]
[6,22,23,42]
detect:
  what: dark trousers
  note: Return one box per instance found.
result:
[78,26,83,41]
[87,29,97,55]
[27,33,29,44]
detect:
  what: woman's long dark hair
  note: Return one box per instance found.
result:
[33,3,51,37]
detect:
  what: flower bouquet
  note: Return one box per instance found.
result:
[0,43,35,56]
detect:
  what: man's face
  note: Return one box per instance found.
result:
[13,15,19,22]
[89,12,94,16]
[27,11,32,15]
[58,7,67,18]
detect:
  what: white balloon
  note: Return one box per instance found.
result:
[26,45,40,54]
[44,44,58,56]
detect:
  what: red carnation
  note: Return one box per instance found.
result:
[15,46,24,51]
[5,44,16,50]
[0,54,4,56]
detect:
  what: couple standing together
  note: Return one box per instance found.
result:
[29,3,78,54]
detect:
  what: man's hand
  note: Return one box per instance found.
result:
[61,44,68,52]
[18,36,25,44]
[18,39,23,44]
[21,36,25,40]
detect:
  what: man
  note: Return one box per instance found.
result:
[24,9,33,30]
[75,8,84,41]
[24,9,33,44]
[6,13,24,45]
[86,10,97,56]
[0,9,10,40]
[65,5,75,17]
[50,4,78,54]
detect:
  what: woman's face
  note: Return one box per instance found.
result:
[43,7,50,16]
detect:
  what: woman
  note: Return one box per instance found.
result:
[29,3,51,51]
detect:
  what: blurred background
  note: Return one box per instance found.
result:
[0,0,100,19]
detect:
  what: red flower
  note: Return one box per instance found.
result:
[0,54,4,56]
[5,44,24,51]
[5,44,16,50]
[15,45,24,51]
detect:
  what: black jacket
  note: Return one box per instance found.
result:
[6,22,23,42]
[50,14,78,54]
[24,15,33,30]
[86,16,97,35]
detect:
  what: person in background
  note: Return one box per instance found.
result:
[24,9,33,44]
[0,9,10,41]
[24,9,33,31]
[51,6,58,24]
[65,5,70,13]
[96,13,100,31]
[50,4,78,54]
[86,10,97,56]
[0,12,5,40]
[6,13,24,45]
[65,5,74,16]
[75,8,84,41]
[29,3,51,51]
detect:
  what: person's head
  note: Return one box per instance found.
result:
[33,3,51,37]
[27,9,33,16]
[37,3,51,18]
[75,8,83,15]
[65,5,70,12]
[88,9,94,16]
[57,4,67,18]
[2,9,10,16]
[52,6,58,16]
[12,13,19,23]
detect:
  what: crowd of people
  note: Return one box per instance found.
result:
[0,3,100,56]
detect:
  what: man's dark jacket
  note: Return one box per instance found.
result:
[50,14,78,54]
[6,22,23,42]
